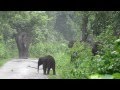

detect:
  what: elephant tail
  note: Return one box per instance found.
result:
[38,63,39,73]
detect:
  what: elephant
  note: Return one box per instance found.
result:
[38,55,56,75]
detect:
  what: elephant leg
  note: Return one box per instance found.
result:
[47,68,51,75]
[43,65,47,75]
[52,67,56,75]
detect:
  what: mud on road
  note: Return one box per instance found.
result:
[0,59,48,79]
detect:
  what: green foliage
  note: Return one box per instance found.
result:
[29,41,68,58]
[58,41,93,79]
[114,39,120,53]
[95,27,116,56]
[89,74,113,79]
[91,11,113,36]
[9,12,36,34]
[0,43,8,59]
[0,41,18,61]
[56,26,120,78]
[92,38,120,74]
[0,58,10,67]
[112,73,120,79]
[29,36,120,79]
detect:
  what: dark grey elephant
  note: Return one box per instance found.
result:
[38,55,56,75]
[15,32,30,59]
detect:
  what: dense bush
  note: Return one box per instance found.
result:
[55,37,120,78]
[30,34,120,79]
[94,38,120,74]
[0,41,18,59]
[0,40,18,67]
[0,43,8,59]
[59,41,93,79]
[29,41,68,58]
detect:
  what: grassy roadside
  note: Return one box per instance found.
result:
[48,71,62,79]
[0,58,11,67]
[0,56,18,67]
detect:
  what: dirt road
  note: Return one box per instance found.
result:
[0,58,48,79]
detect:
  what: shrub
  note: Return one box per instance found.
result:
[60,41,93,79]
[93,38,120,74]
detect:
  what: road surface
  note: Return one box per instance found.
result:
[0,58,48,79]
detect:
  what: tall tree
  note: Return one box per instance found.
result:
[81,11,89,42]
[8,11,40,59]
[54,11,76,41]
[91,11,113,36]
[112,11,120,38]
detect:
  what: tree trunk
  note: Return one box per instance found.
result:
[15,32,30,59]
[81,13,89,42]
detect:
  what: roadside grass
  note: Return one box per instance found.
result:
[0,58,11,67]
[48,69,62,79]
